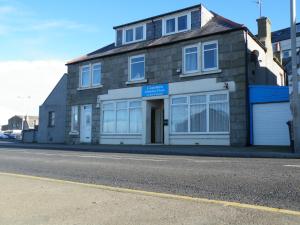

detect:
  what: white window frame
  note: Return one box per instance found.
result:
[71,105,79,133]
[183,44,200,74]
[128,54,145,81]
[162,12,191,36]
[170,91,229,135]
[79,65,91,88]
[202,40,219,72]
[79,63,102,89]
[92,63,102,86]
[122,24,146,44]
[101,99,142,135]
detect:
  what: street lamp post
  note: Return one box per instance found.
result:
[17,96,31,130]
[290,0,300,152]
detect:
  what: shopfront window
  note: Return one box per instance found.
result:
[171,92,229,134]
[102,100,142,134]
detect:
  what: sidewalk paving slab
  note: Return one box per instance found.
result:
[0,173,299,225]
[0,141,299,159]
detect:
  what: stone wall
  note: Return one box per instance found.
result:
[66,30,250,146]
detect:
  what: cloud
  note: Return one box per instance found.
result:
[27,20,97,32]
[0,4,97,36]
[0,5,16,14]
[0,60,67,126]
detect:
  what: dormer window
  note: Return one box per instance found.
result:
[123,24,146,44]
[163,13,191,36]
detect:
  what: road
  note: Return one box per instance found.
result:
[0,146,299,211]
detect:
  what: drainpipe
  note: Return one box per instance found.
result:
[245,29,251,146]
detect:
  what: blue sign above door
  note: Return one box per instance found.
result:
[142,84,169,97]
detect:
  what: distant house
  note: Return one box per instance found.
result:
[272,24,300,76]
[1,125,8,131]
[2,115,39,131]
[37,74,67,143]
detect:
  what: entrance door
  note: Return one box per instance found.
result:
[150,100,164,144]
[80,105,92,143]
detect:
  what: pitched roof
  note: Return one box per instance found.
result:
[113,4,202,29]
[272,23,300,43]
[67,13,244,65]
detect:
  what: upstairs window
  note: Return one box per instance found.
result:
[129,55,145,81]
[125,29,134,42]
[282,50,291,59]
[80,63,102,88]
[48,111,55,127]
[178,15,188,31]
[166,18,176,34]
[80,66,90,88]
[202,41,218,71]
[182,41,219,75]
[92,63,101,86]
[123,25,145,44]
[163,13,190,35]
[183,45,199,73]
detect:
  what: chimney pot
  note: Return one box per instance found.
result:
[257,17,273,54]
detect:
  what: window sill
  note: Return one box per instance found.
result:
[170,132,229,135]
[180,69,222,78]
[126,79,148,85]
[77,85,103,91]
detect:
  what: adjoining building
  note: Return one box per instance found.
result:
[50,4,284,146]
[37,74,67,143]
[272,23,300,87]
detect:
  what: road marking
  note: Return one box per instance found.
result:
[284,165,300,168]
[0,150,167,162]
[0,172,299,217]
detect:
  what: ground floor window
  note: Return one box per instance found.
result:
[102,100,142,134]
[71,106,79,133]
[171,92,229,133]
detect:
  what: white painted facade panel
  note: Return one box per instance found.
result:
[97,78,234,145]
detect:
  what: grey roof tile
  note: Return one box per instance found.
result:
[67,14,243,65]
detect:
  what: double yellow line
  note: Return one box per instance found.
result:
[1,172,299,217]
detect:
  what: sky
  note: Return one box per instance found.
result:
[0,0,299,126]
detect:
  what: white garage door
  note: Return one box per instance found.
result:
[253,102,292,146]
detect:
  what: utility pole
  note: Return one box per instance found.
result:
[290,0,300,152]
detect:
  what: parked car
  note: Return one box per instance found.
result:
[0,133,9,139]
[3,130,22,140]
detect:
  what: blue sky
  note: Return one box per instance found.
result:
[0,0,298,125]
[0,0,298,61]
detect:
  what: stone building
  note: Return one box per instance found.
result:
[64,4,285,146]
[1,115,38,131]
[37,74,67,143]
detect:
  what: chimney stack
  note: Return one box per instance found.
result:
[257,17,273,54]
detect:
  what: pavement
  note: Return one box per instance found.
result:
[0,141,299,158]
[0,172,299,225]
[0,146,299,212]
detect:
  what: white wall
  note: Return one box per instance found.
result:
[247,33,284,86]
[97,78,235,145]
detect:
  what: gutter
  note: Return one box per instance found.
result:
[245,30,251,146]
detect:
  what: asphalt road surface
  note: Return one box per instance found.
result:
[0,146,299,211]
